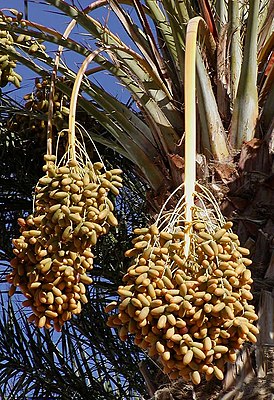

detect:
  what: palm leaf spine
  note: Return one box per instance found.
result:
[230,0,260,149]
[228,0,242,103]
[196,50,231,162]
[215,0,228,32]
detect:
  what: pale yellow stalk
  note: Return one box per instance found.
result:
[46,19,76,158]
[68,49,103,161]
[184,16,206,257]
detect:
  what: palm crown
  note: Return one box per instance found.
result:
[0,0,273,398]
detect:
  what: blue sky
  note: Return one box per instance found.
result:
[6,1,93,26]
[3,0,133,104]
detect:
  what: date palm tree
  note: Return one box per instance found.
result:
[0,0,273,398]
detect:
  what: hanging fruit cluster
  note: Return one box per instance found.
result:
[7,77,71,139]
[0,14,22,88]
[23,77,71,129]
[23,77,69,111]
[7,155,122,330]
[106,218,258,384]
[0,9,47,88]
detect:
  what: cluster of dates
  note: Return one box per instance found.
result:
[8,156,122,330]
[107,221,258,384]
